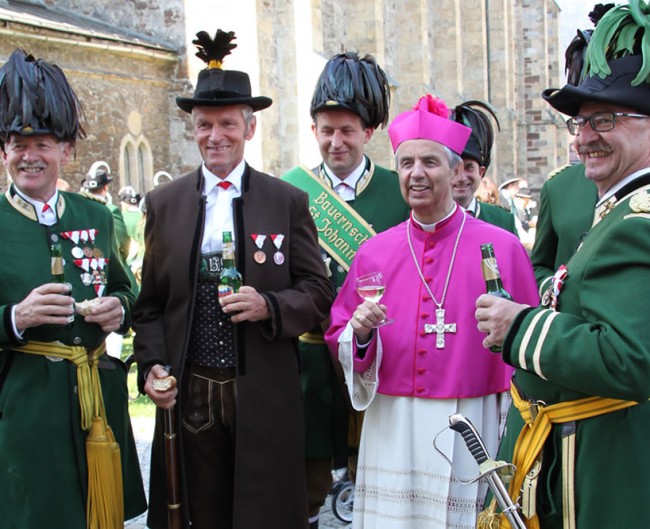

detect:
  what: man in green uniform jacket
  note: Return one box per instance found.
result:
[530,163,597,293]
[281,52,409,529]
[118,186,145,284]
[449,101,518,235]
[118,187,144,254]
[0,48,145,529]
[79,162,133,269]
[529,7,607,294]
[476,4,650,527]
[79,163,139,346]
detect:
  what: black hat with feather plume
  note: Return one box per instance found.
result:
[543,0,650,116]
[0,48,85,148]
[176,30,272,113]
[310,52,390,129]
[450,100,500,169]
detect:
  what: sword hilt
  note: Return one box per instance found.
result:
[449,413,489,465]
[449,413,528,529]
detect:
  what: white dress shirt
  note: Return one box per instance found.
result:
[322,158,366,202]
[201,160,245,253]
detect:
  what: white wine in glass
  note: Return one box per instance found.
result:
[355,271,393,326]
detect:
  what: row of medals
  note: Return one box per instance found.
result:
[65,240,107,287]
[253,249,285,266]
[52,236,106,287]
[249,234,286,266]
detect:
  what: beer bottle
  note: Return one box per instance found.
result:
[218,231,242,298]
[480,243,512,352]
[51,243,74,325]
[51,243,66,283]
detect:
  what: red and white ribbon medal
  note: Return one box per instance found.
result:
[61,230,86,259]
[251,233,267,264]
[550,265,568,310]
[270,234,285,265]
[91,258,109,297]
[73,256,109,293]
[79,229,98,258]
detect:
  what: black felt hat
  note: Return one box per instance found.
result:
[310,52,391,129]
[81,161,113,189]
[543,2,650,116]
[176,30,272,114]
[0,48,85,147]
[543,55,650,116]
[119,186,141,205]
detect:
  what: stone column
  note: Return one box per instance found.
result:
[517,0,563,192]
[256,0,299,177]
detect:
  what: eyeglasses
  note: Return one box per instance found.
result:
[566,112,650,135]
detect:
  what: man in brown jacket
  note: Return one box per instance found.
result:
[133,30,334,529]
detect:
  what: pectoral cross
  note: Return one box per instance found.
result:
[424,309,457,349]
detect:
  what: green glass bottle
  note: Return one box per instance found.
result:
[480,243,512,352]
[51,243,65,283]
[51,243,74,325]
[218,231,242,298]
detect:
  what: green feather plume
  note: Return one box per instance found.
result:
[583,0,650,85]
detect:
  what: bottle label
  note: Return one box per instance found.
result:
[218,285,236,298]
[481,258,500,281]
[51,257,64,276]
[199,251,224,281]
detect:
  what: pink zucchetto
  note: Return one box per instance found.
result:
[388,94,472,154]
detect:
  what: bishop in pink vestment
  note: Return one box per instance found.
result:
[324,95,539,529]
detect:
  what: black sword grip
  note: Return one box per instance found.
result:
[449,414,489,464]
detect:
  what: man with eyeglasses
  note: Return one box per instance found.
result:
[474,2,650,528]
[566,111,650,134]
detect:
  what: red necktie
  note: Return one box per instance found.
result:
[42,204,51,214]
[217,181,232,190]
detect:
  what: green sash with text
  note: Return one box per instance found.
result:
[282,165,376,271]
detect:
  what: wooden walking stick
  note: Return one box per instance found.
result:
[154,369,182,529]
[163,406,182,529]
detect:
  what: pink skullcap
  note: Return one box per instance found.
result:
[388,94,472,154]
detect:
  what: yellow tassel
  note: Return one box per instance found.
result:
[86,416,124,529]
[477,499,506,529]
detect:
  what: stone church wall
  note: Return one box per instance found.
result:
[2,0,567,198]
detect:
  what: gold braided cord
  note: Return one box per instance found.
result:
[501,382,638,528]
[12,340,124,529]
[13,340,105,430]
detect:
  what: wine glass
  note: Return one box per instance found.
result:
[355,271,393,326]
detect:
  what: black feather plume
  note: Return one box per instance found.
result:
[564,4,615,85]
[0,48,85,147]
[192,30,237,68]
[450,101,500,169]
[311,52,390,129]
[589,3,615,26]
[565,30,592,86]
